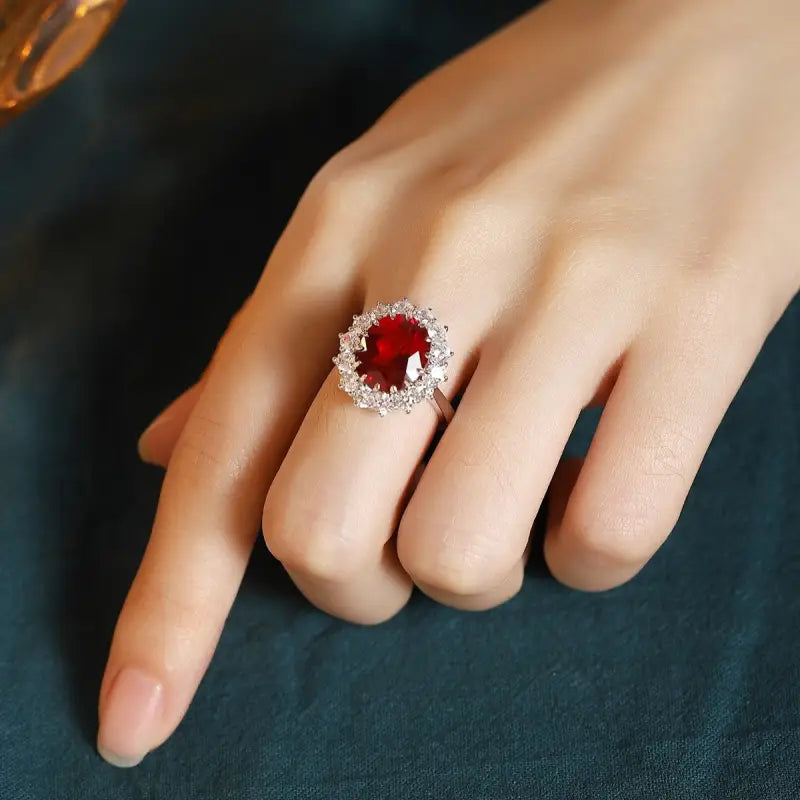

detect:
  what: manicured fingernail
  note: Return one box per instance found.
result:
[97,667,164,768]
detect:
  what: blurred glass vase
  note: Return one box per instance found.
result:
[0,0,124,124]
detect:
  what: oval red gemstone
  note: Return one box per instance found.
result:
[356,314,430,391]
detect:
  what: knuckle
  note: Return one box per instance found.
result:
[565,497,665,569]
[307,148,386,218]
[401,184,505,296]
[559,185,641,231]
[263,503,373,583]
[398,517,516,596]
[550,227,637,290]
[545,184,665,298]
[431,155,500,201]
[564,419,692,569]
[431,184,498,248]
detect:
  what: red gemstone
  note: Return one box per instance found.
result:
[356,314,430,391]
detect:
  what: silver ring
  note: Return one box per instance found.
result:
[333,299,454,425]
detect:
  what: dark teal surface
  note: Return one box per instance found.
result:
[1,2,798,798]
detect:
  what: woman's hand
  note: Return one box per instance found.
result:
[97,0,800,766]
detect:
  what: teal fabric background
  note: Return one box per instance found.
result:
[1,1,798,797]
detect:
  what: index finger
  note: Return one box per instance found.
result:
[97,270,353,766]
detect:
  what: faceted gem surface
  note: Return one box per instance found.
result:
[356,314,430,391]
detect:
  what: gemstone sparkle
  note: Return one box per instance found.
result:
[355,314,430,392]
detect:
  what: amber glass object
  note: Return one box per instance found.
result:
[0,0,124,124]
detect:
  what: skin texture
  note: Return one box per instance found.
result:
[98,0,800,767]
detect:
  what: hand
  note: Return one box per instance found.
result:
[97,0,800,766]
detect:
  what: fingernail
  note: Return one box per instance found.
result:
[97,667,164,768]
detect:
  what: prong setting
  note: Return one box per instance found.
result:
[332,299,451,416]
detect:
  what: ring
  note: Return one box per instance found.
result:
[333,298,455,424]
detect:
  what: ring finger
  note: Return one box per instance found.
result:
[261,292,478,623]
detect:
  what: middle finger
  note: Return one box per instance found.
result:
[398,276,635,609]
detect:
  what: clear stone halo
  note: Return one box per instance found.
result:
[333,299,452,417]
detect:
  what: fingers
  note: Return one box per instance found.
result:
[99,274,353,766]
[261,369,435,624]
[262,297,476,624]
[545,281,764,590]
[137,382,202,467]
[261,372,417,623]
[397,300,626,610]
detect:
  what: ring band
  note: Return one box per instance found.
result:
[432,387,455,425]
[333,299,454,425]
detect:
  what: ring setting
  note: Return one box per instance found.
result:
[333,299,453,418]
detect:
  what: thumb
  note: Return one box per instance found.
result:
[137,382,203,467]
[137,297,253,467]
